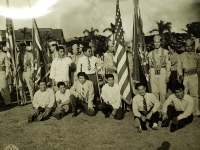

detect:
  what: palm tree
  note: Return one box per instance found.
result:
[103,23,115,44]
[149,20,172,43]
[83,27,99,51]
[83,27,99,43]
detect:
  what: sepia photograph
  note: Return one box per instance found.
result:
[0,0,200,149]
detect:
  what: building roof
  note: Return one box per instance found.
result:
[0,28,64,42]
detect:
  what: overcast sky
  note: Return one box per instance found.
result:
[0,0,199,42]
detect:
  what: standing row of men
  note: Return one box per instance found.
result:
[148,35,200,117]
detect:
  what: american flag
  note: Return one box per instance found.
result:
[113,0,132,104]
[6,17,16,71]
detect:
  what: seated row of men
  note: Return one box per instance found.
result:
[28,72,124,122]
[29,71,195,133]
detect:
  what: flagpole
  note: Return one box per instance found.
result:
[6,0,20,105]
[27,0,37,93]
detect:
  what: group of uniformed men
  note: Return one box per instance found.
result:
[0,34,200,133]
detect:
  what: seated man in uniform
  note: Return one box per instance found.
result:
[133,83,160,133]
[28,80,55,123]
[69,72,97,117]
[98,74,124,120]
[53,82,71,120]
[161,83,194,132]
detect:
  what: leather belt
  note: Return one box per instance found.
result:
[184,69,197,76]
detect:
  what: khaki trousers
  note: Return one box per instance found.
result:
[18,68,33,101]
[150,68,167,106]
[0,71,11,105]
[183,74,200,116]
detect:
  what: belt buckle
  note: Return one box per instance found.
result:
[155,69,160,75]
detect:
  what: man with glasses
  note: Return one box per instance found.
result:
[77,45,101,104]
[177,38,200,117]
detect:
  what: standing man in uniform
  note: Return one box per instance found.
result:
[17,43,34,105]
[49,46,72,92]
[0,43,11,107]
[103,40,117,83]
[148,35,171,107]
[68,44,80,84]
[168,44,179,93]
[177,38,200,116]
[48,40,58,61]
[77,45,101,103]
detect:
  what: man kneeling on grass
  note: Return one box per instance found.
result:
[132,83,160,133]
[98,74,124,120]
[161,83,194,132]
[69,72,97,117]
[28,80,55,123]
[53,82,71,120]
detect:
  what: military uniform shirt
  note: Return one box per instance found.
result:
[177,52,200,75]
[148,48,171,77]
[0,52,9,75]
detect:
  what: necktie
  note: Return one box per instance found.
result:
[81,85,85,99]
[87,57,91,71]
[143,96,148,116]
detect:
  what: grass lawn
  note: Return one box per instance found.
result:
[0,102,200,150]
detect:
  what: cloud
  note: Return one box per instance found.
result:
[0,0,57,19]
[0,0,199,42]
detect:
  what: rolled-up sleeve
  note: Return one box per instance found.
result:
[166,52,171,78]
[77,58,82,73]
[32,92,39,109]
[162,95,173,114]
[87,82,94,108]
[47,89,55,108]
[177,55,183,76]
[49,60,55,79]
[69,82,79,97]
[132,96,142,117]
[151,94,160,113]
[177,97,194,120]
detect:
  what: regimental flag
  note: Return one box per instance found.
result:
[132,0,150,91]
[113,0,132,104]
[32,19,50,85]
[132,0,140,83]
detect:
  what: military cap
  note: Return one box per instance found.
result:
[49,41,57,46]
[72,44,78,49]
[26,46,32,51]
[185,39,193,46]
[153,35,162,41]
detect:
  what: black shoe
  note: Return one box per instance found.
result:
[72,111,77,117]
[161,120,170,127]
[28,115,34,123]
[142,126,148,131]
[55,113,62,120]
[172,117,178,125]
[105,113,110,118]
[170,123,178,132]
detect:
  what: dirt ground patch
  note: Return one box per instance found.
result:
[0,103,200,150]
